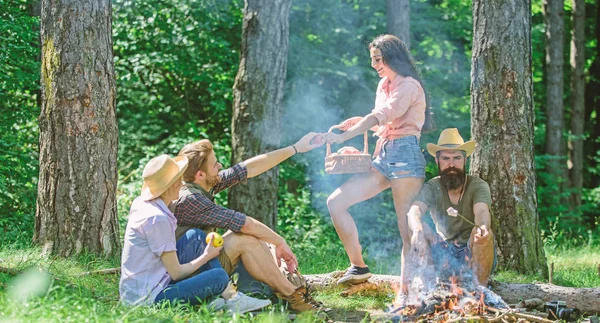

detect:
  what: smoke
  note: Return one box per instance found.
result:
[281,80,344,144]
[404,241,479,305]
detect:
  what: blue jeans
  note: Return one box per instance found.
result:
[154,229,229,305]
[431,240,498,276]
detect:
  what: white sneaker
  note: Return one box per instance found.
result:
[208,297,226,311]
[225,292,271,314]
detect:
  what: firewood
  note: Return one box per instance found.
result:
[445,315,488,323]
[78,267,120,277]
[487,306,555,323]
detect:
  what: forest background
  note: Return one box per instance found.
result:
[1,0,600,276]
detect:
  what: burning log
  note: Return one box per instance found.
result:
[305,273,600,314]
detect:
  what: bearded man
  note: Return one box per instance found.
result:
[408,128,495,286]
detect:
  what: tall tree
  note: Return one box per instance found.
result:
[387,0,410,49]
[229,0,292,228]
[586,3,600,189]
[568,0,585,209]
[543,0,567,189]
[36,0,119,256]
[470,0,548,276]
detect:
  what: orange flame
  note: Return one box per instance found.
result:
[449,276,464,296]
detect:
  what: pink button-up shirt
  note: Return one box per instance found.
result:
[371,76,426,155]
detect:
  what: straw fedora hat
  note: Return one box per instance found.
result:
[426,128,476,157]
[141,154,189,201]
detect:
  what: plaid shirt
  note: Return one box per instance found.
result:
[173,163,248,234]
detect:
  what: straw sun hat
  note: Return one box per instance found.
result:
[426,128,476,157]
[141,154,189,201]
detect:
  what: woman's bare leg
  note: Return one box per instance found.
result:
[327,168,390,267]
[390,177,424,294]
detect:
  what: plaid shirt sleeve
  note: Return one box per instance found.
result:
[211,162,247,195]
[174,192,247,232]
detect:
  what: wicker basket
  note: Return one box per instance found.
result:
[325,120,372,174]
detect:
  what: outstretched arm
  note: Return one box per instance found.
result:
[407,201,429,233]
[244,132,324,178]
[407,201,432,258]
[323,114,379,144]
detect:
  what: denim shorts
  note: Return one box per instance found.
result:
[372,136,426,179]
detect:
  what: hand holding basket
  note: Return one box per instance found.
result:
[324,117,373,174]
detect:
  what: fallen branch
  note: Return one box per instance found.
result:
[487,306,555,323]
[487,308,511,322]
[0,266,20,275]
[78,267,120,277]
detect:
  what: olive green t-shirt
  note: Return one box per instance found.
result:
[414,175,492,245]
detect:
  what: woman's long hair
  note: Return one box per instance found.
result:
[369,34,434,132]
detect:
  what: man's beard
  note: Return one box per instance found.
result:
[439,166,466,191]
[207,174,221,188]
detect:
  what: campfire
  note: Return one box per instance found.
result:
[382,246,528,323]
[388,275,507,322]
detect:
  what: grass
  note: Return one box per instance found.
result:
[1,243,599,322]
[493,246,600,288]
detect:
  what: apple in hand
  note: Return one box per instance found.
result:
[205,232,224,247]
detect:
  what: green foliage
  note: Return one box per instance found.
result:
[277,163,348,274]
[112,0,244,223]
[536,153,600,246]
[0,0,40,246]
[113,0,243,176]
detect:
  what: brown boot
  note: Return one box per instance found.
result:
[280,286,324,312]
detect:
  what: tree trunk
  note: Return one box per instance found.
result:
[586,2,600,189]
[543,0,567,191]
[470,0,548,277]
[229,0,292,229]
[36,0,119,256]
[387,0,410,49]
[569,0,585,209]
[304,273,600,314]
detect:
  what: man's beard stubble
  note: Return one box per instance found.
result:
[207,174,221,188]
[439,166,466,191]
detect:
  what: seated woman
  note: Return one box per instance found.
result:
[119,154,270,313]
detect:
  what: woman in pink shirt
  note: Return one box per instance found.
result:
[323,34,432,296]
